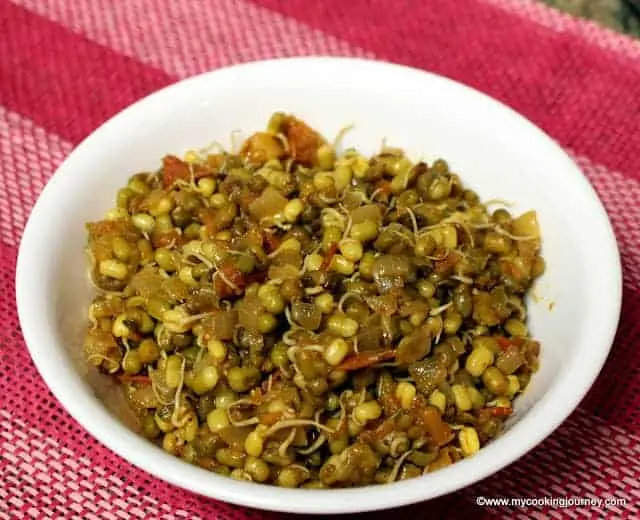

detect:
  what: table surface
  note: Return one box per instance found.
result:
[545,0,640,36]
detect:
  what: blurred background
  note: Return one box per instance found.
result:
[547,0,640,36]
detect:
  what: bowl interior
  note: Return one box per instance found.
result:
[17,58,621,514]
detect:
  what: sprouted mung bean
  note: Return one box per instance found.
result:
[83,113,543,488]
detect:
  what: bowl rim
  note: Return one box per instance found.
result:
[16,56,622,514]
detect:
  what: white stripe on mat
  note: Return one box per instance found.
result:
[0,106,73,247]
[571,151,640,290]
[0,410,201,520]
[485,0,640,62]
[9,0,373,79]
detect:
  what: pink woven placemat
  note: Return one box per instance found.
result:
[1,0,639,518]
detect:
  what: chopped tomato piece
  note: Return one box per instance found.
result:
[197,457,218,471]
[478,406,513,422]
[128,331,144,342]
[501,259,524,281]
[423,407,454,447]
[372,418,396,441]
[488,406,512,417]
[243,270,268,285]
[258,412,283,426]
[496,336,512,350]
[320,242,339,272]
[336,350,395,371]
[262,230,282,254]
[198,208,219,237]
[239,191,259,213]
[282,116,325,166]
[214,260,246,298]
[151,229,183,248]
[161,155,191,188]
[161,154,211,188]
[434,250,460,274]
[376,180,393,196]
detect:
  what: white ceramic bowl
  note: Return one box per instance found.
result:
[16,57,621,514]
